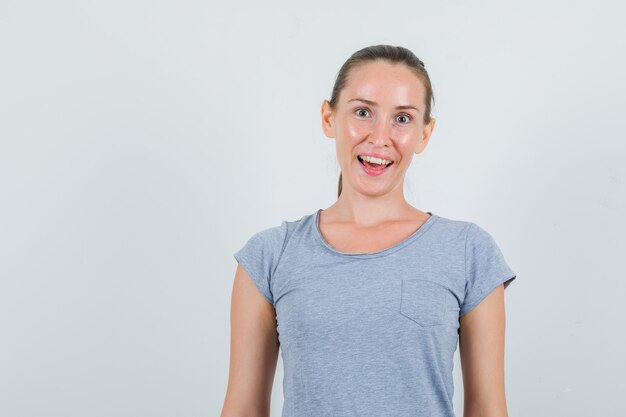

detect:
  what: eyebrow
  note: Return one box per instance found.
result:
[347,98,421,113]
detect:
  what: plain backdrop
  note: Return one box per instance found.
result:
[1,1,625,416]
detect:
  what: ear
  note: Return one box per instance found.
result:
[415,117,436,154]
[321,100,336,138]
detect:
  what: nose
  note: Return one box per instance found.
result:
[369,116,392,147]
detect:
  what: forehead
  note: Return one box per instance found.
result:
[341,60,426,106]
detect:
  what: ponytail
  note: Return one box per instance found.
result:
[337,172,343,198]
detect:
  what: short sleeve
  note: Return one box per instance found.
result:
[233,221,288,306]
[460,222,517,317]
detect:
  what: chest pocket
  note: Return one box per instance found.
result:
[400,279,447,326]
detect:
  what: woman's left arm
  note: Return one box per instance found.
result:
[459,283,509,417]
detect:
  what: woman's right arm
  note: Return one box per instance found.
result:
[220,264,280,417]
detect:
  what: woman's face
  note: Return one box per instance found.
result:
[321,60,436,197]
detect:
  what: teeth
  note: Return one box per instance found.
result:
[360,155,392,166]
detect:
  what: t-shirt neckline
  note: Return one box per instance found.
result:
[313,208,438,258]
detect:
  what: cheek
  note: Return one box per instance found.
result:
[342,120,370,140]
[392,128,421,147]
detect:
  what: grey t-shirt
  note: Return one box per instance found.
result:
[233,209,517,417]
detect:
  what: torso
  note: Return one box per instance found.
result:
[233,208,515,416]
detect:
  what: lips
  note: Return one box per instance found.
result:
[357,155,394,176]
[358,152,395,162]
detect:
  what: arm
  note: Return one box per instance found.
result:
[459,283,509,417]
[220,264,280,417]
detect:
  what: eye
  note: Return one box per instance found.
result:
[355,108,370,117]
[396,114,411,124]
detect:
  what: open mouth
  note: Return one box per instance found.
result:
[357,155,394,168]
[357,155,394,175]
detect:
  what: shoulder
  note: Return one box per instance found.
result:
[426,213,508,257]
[463,221,504,252]
[241,220,289,254]
[432,213,498,238]
[460,219,513,277]
[428,212,475,240]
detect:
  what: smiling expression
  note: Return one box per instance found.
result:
[321,60,436,196]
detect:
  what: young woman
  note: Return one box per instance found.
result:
[221,45,517,417]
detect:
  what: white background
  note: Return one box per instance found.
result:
[1,1,625,416]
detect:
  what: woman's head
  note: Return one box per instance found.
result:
[321,45,436,198]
